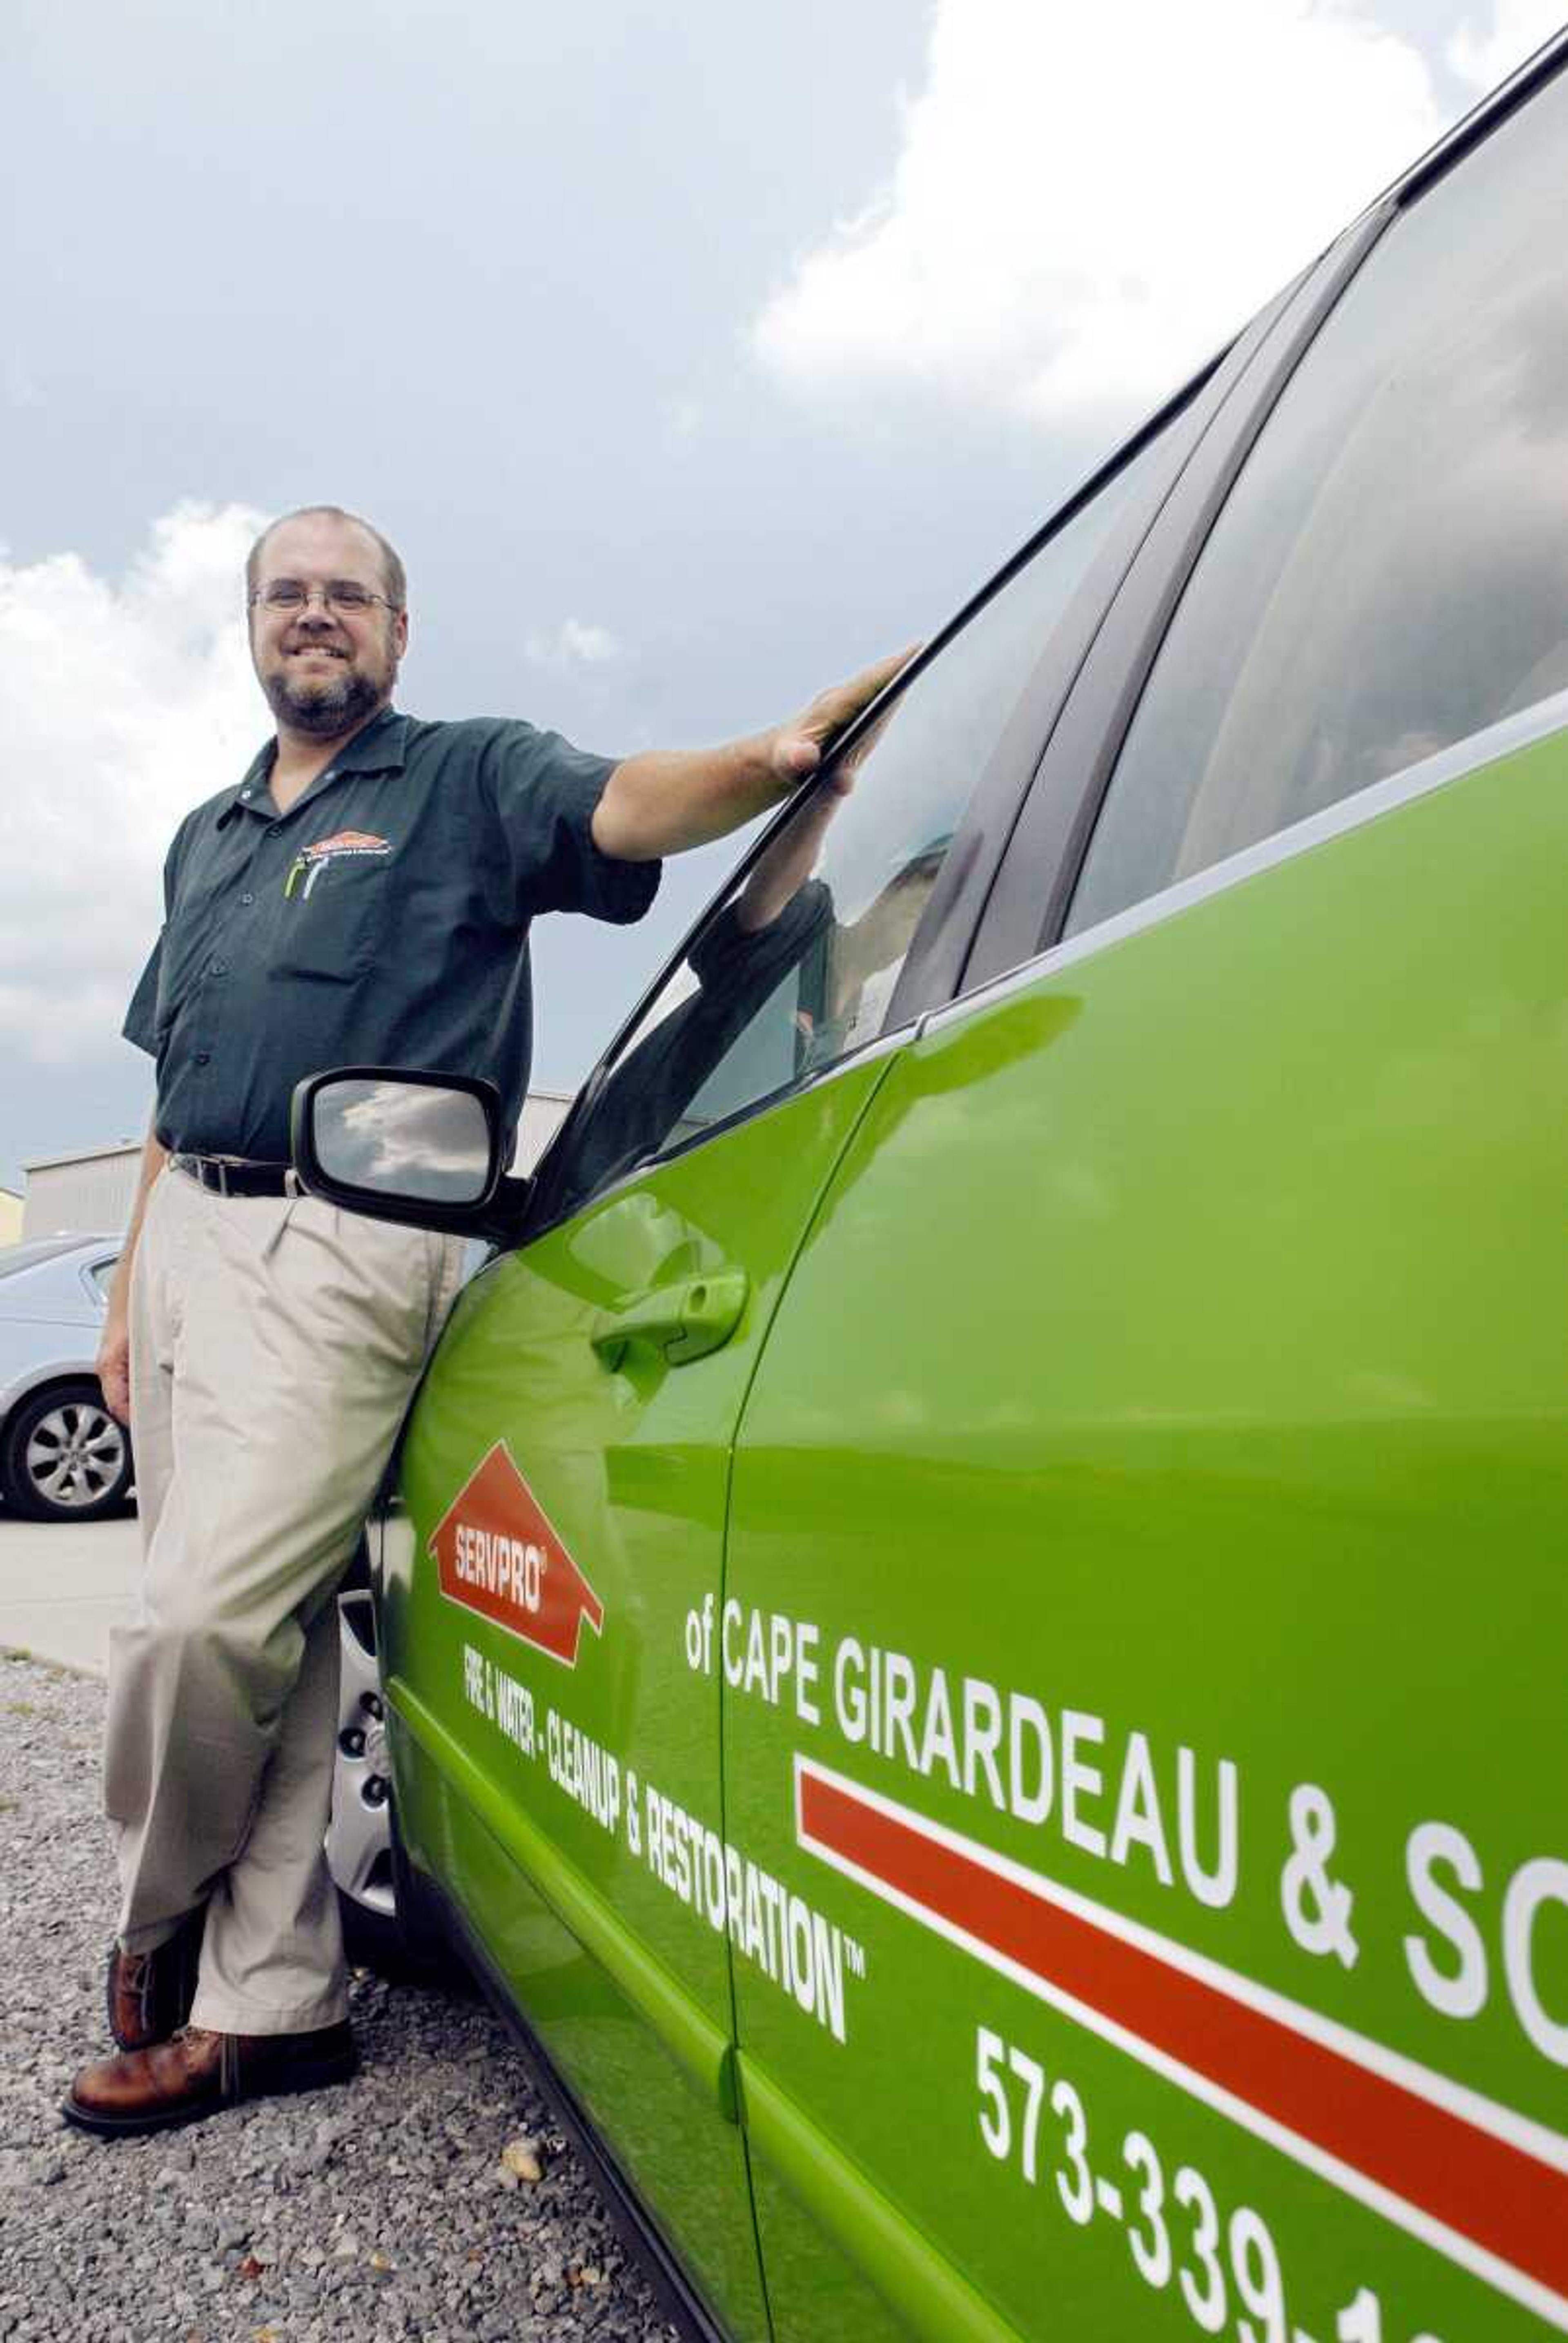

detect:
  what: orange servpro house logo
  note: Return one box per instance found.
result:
[284,830,392,898]
[428,1441,605,1666]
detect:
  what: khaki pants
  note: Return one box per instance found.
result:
[105,1166,466,2035]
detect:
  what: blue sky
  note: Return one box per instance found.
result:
[0,0,1557,1191]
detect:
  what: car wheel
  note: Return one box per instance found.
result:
[0,1382,134,1522]
[327,1589,457,1982]
[328,1589,403,1969]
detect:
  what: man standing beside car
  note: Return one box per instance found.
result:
[66,502,905,2138]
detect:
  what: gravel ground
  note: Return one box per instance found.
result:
[0,1650,681,2343]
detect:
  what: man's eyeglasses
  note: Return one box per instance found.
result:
[249,580,401,615]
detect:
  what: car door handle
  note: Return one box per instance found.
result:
[590,1268,748,1370]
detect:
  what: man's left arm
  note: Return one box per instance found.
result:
[590,648,914,862]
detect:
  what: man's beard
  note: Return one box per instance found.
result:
[262,657,387,737]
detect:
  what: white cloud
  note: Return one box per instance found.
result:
[750,0,1468,431]
[0,500,267,1065]
[664,394,706,441]
[1448,1,1565,91]
[523,617,625,668]
[6,351,41,410]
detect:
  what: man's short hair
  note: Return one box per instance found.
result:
[246,506,407,609]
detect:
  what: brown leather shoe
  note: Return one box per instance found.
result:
[62,2020,357,2137]
[106,1907,207,2051]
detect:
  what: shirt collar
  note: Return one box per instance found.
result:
[216,706,408,827]
[331,706,409,775]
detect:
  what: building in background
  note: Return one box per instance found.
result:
[19,1144,141,1241]
[0,1188,22,1247]
[20,1090,576,1240]
[512,1088,575,1179]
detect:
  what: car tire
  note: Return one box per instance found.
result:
[328,1588,462,1985]
[0,1381,134,1523]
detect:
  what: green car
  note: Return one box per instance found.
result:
[300,41,1568,2343]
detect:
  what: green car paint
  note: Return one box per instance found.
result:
[315,53,1568,2332]
[381,1049,900,2341]
[388,1672,739,2114]
[379,721,1565,2343]
[718,728,1568,2341]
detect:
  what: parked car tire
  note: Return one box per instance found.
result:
[328,1587,462,1984]
[0,1381,133,1523]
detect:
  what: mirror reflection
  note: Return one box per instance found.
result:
[313,1079,492,1203]
[555,765,950,1214]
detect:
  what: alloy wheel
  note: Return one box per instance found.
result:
[327,1592,397,1921]
[24,1397,126,1513]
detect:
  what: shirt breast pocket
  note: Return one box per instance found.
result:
[270,855,392,983]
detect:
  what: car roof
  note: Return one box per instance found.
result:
[0,1235,119,1281]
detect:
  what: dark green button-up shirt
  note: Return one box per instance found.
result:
[124,706,659,1162]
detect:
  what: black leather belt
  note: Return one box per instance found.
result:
[168,1152,300,1198]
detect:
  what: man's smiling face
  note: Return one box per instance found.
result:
[249,511,408,739]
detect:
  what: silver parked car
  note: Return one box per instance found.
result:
[0,1236,133,1522]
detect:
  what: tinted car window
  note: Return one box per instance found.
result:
[547,441,1168,1219]
[1066,67,1568,937]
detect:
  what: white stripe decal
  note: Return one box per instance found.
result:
[795,1753,1568,2333]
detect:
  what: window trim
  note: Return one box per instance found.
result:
[927,681,1568,1051]
[522,347,1243,1241]
[532,1013,915,1235]
[1385,27,1568,217]
[960,203,1397,996]
[967,41,1568,997]
[880,339,1240,1033]
[891,271,1320,1032]
[524,40,1568,1245]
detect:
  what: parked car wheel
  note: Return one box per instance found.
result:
[0,1381,133,1522]
[328,1588,458,1982]
[328,1589,401,1969]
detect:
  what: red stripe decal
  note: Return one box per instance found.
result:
[799,1765,1568,2303]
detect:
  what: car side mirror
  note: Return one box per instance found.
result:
[290,1067,532,1238]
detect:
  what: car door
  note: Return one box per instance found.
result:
[372,469,1163,2337]
[723,53,1568,2343]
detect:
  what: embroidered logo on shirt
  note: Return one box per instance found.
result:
[284,831,392,899]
